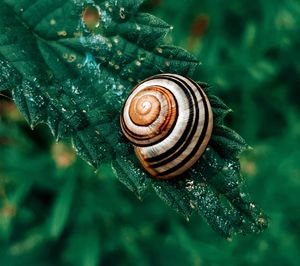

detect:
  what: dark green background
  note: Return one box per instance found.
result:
[1,0,300,265]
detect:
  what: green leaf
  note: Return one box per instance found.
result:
[112,154,150,198]
[192,148,267,235]
[48,173,75,238]
[0,0,267,237]
[64,228,101,266]
[114,13,172,49]
[208,94,233,125]
[211,125,250,159]
[0,59,21,91]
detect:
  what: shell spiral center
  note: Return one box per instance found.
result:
[121,85,177,146]
[129,94,160,126]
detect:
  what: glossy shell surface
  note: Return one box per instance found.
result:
[121,74,213,179]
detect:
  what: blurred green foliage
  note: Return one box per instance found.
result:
[1,0,300,265]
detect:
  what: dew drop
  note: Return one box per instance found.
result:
[185,180,194,192]
[156,48,163,54]
[50,19,56,25]
[189,200,197,209]
[113,37,119,44]
[71,85,81,95]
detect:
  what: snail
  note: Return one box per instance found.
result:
[120,74,213,179]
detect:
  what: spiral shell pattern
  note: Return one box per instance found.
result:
[120,74,213,179]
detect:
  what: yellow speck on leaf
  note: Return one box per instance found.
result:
[57,30,67,37]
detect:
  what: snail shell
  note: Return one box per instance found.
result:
[120,74,213,179]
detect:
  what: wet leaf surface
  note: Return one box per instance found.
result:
[0,0,267,236]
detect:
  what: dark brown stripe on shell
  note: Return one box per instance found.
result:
[145,75,195,163]
[156,81,210,177]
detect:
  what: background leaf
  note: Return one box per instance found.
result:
[48,172,76,238]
